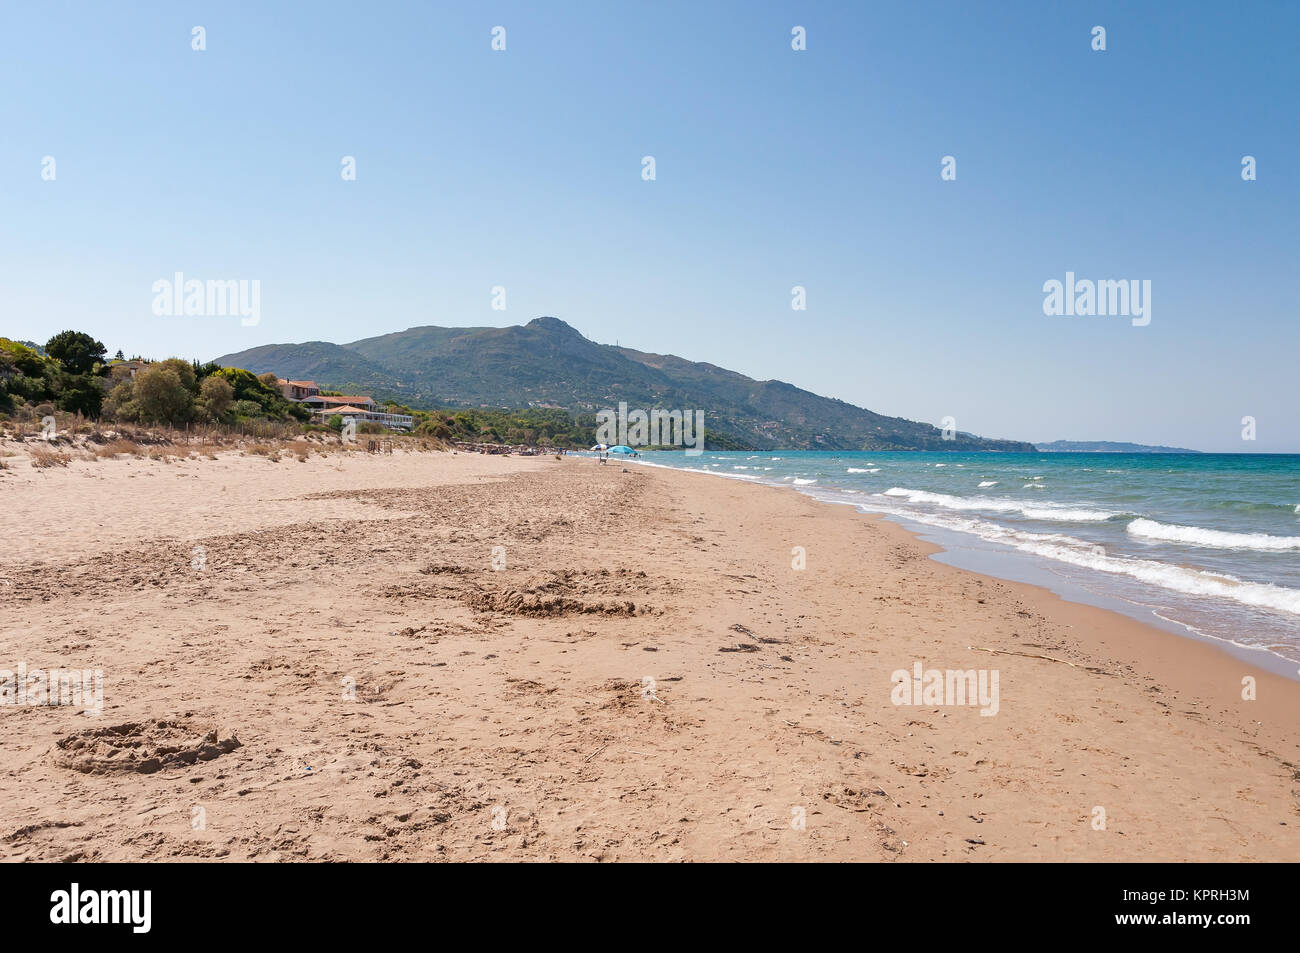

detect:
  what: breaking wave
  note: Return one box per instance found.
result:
[1128,518,1300,551]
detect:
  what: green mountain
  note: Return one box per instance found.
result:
[214,317,1033,451]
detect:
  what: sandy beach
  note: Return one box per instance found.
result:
[1,448,1297,862]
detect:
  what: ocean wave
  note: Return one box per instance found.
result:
[846,467,880,474]
[857,502,1300,618]
[635,457,1300,632]
[882,487,1119,522]
[1127,518,1300,551]
[1016,533,1300,616]
[978,481,998,488]
[1197,498,1300,516]
[793,478,817,485]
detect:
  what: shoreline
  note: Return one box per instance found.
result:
[2,449,1297,860]
[909,515,1300,682]
[650,458,1300,704]
[626,453,1300,681]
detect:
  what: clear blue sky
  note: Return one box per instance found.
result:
[2,1,1296,451]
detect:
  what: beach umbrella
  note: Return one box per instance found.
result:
[608,445,638,455]
[590,444,609,451]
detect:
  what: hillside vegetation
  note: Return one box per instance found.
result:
[216,317,1032,452]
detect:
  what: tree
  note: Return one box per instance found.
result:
[198,375,234,420]
[209,367,310,422]
[0,338,56,413]
[45,331,106,376]
[156,357,197,393]
[56,374,104,417]
[133,365,192,425]
[102,380,139,422]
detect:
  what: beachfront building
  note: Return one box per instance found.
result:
[299,395,412,431]
[299,394,377,411]
[274,386,413,431]
[277,378,320,401]
[311,404,414,430]
[107,358,150,379]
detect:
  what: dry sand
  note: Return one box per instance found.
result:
[1,448,1297,861]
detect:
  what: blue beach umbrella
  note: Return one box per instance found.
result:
[608,445,638,455]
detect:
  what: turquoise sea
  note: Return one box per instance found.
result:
[629,451,1300,672]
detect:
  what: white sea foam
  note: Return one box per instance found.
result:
[793,478,817,485]
[638,458,1300,637]
[859,500,1300,618]
[978,481,998,488]
[1012,533,1300,615]
[847,467,880,474]
[1128,519,1300,551]
[882,487,1118,522]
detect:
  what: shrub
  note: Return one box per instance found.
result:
[198,375,234,420]
[29,447,70,468]
[134,365,192,425]
[95,439,141,458]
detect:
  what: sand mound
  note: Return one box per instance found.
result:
[389,568,660,617]
[52,720,242,775]
[464,587,639,617]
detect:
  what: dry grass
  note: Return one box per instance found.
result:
[29,447,71,469]
[0,422,444,472]
[244,444,281,462]
[94,439,142,459]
